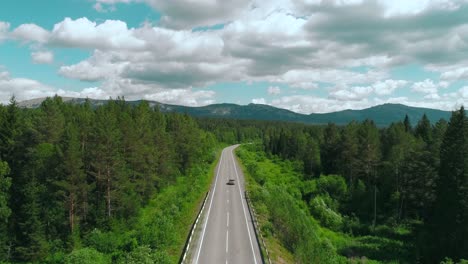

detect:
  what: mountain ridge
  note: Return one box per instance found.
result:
[18,97,452,126]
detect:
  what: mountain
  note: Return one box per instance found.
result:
[18,97,451,126]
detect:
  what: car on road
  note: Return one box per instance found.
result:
[227,179,235,185]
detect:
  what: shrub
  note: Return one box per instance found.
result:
[65,248,109,264]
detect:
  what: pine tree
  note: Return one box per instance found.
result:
[59,123,88,238]
[90,103,123,221]
[321,123,341,175]
[356,120,381,226]
[415,114,432,144]
[0,161,11,260]
[428,107,468,261]
[404,114,412,133]
[0,97,19,161]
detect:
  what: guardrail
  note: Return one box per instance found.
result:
[179,190,210,264]
[245,191,272,264]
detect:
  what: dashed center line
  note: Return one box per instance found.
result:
[226,229,229,253]
[227,212,230,227]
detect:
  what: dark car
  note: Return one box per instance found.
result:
[227,179,235,185]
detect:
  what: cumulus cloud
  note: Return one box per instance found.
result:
[303,0,468,68]
[155,0,251,29]
[440,67,468,81]
[12,24,50,43]
[0,69,215,107]
[143,88,215,106]
[252,98,267,104]
[270,95,372,114]
[31,51,54,64]
[50,18,145,50]
[268,86,281,95]
[6,1,468,112]
[58,50,127,81]
[411,79,439,94]
[373,79,408,95]
[0,71,55,103]
[330,85,374,101]
[0,22,9,42]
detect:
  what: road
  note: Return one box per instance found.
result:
[188,145,263,264]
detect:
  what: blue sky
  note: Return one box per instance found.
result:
[1,0,468,113]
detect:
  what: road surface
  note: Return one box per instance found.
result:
[188,145,263,264]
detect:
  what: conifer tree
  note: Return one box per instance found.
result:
[415,114,432,144]
[428,107,468,261]
[404,114,412,133]
[0,161,11,260]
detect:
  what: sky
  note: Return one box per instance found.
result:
[1,0,468,113]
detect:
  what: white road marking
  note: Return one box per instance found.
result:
[195,149,224,264]
[230,147,259,264]
[227,212,230,227]
[226,229,229,253]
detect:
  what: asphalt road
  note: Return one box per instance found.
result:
[189,145,263,264]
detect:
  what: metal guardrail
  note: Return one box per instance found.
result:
[179,190,210,264]
[245,191,272,264]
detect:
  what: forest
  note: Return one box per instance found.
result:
[0,96,217,263]
[204,111,468,263]
[0,96,467,263]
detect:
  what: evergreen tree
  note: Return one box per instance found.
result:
[0,161,11,260]
[321,123,341,175]
[415,114,432,144]
[0,97,19,161]
[404,114,412,133]
[428,107,468,262]
[59,123,88,239]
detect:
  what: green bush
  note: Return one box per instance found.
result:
[119,246,170,264]
[310,196,343,231]
[65,248,109,264]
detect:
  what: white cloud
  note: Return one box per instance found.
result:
[252,98,267,104]
[50,17,145,50]
[143,88,215,106]
[6,2,468,112]
[440,67,468,81]
[56,87,109,99]
[271,95,372,113]
[457,86,468,99]
[148,0,251,29]
[329,85,373,101]
[0,22,9,42]
[411,79,439,94]
[58,50,127,81]
[273,69,388,89]
[0,71,55,103]
[268,86,281,95]
[12,24,50,43]
[373,79,407,95]
[31,51,54,64]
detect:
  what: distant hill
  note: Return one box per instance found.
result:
[18,97,452,126]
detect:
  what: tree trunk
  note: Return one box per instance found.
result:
[69,193,75,233]
[106,165,111,218]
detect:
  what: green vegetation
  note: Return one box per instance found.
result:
[25,98,453,127]
[0,96,218,263]
[1,95,468,263]
[233,110,468,263]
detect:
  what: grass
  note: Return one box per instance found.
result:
[119,144,226,263]
[234,147,296,264]
[235,144,414,264]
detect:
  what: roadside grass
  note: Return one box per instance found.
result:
[235,148,296,264]
[235,144,413,264]
[136,146,224,263]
